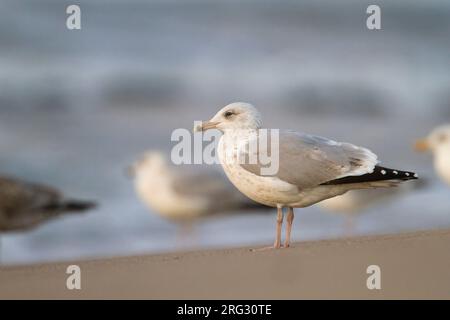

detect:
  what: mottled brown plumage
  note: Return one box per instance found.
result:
[0,176,96,232]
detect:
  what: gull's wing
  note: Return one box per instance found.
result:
[240,130,379,189]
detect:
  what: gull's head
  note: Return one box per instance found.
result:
[415,124,450,154]
[195,102,262,132]
[127,151,167,179]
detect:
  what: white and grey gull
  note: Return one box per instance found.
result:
[196,102,418,249]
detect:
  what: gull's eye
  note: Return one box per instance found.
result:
[224,110,234,118]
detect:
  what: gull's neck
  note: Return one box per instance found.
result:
[222,128,259,137]
[218,128,260,167]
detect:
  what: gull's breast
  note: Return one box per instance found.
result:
[217,135,300,207]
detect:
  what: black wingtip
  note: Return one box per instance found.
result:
[373,166,418,181]
[321,166,418,185]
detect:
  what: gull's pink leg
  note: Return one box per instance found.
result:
[284,207,294,248]
[251,206,284,251]
[273,206,284,248]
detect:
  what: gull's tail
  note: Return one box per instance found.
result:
[321,166,418,186]
[42,200,97,212]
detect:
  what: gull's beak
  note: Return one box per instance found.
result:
[414,138,429,152]
[194,121,220,132]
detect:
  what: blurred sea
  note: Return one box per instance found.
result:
[1,0,449,265]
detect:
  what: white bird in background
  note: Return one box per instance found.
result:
[415,124,450,186]
[128,151,268,238]
[318,180,426,234]
[196,102,418,249]
[0,176,96,263]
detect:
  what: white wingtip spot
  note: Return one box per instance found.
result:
[405,172,410,176]
[393,171,398,175]
[414,173,418,178]
[381,170,386,175]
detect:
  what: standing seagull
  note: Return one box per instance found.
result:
[196,102,418,249]
[415,124,450,186]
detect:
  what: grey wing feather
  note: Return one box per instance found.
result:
[240,130,378,189]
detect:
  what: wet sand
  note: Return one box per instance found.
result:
[1,229,450,299]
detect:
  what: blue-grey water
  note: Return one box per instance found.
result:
[0,0,449,265]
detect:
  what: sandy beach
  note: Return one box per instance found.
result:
[1,229,450,299]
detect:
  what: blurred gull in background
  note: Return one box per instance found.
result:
[415,125,450,186]
[0,176,96,263]
[128,151,268,242]
[318,180,427,234]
